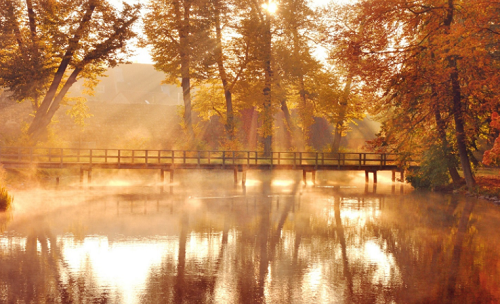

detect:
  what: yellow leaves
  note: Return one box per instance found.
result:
[64,96,93,128]
[192,80,226,121]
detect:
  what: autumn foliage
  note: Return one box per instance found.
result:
[1,0,499,190]
[483,113,500,167]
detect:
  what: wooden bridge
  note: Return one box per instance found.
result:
[0,147,415,185]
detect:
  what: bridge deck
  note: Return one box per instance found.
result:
[0,147,412,170]
[0,147,416,184]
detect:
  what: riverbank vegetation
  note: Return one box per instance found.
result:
[0,166,12,211]
[0,187,13,212]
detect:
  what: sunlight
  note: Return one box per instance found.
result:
[272,179,295,187]
[300,264,337,302]
[364,240,401,286]
[243,179,262,187]
[105,180,134,187]
[262,2,278,14]
[62,236,174,304]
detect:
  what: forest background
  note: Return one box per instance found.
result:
[1,0,500,192]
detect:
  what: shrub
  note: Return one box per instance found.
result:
[406,144,451,189]
[0,187,13,211]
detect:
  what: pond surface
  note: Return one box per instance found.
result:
[1,170,500,303]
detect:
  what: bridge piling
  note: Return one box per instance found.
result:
[302,170,316,185]
[365,171,377,183]
[391,169,405,182]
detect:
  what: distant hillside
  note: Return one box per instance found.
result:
[71,63,182,105]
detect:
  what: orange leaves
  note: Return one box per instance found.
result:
[483,113,500,167]
[491,112,500,130]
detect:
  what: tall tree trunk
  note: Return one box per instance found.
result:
[291,24,308,150]
[332,77,352,153]
[262,14,273,156]
[26,0,41,111]
[444,0,475,190]
[172,0,193,139]
[279,95,301,149]
[434,104,461,184]
[449,64,475,189]
[179,2,193,138]
[213,0,234,140]
[27,1,97,143]
[30,67,82,142]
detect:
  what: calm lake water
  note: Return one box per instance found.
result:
[1,170,499,303]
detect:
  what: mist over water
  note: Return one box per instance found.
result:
[1,170,499,303]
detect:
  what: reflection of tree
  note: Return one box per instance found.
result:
[141,208,226,303]
[139,187,500,303]
[445,200,475,302]
[174,212,188,303]
[0,211,12,233]
[0,228,113,303]
[369,194,497,303]
[334,195,353,300]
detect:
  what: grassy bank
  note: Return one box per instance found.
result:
[452,169,500,204]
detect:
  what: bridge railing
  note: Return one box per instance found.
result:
[0,147,411,168]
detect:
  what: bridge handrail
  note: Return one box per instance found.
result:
[0,147,416,168]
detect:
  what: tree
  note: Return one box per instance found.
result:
[144,0,214,141]
[327,0,500,190]
[313,68,365,152]
[483,112,500,168]
[273,0,320,151]
[0,0,141,145]
[319,3,366,153]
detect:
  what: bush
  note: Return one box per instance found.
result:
[406,145,451,189]
[0,187,13,211]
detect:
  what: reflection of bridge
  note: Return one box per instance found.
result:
[0,147,416,185]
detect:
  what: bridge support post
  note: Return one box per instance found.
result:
[392,169,405,183]
[302,170,316,185]
[242,170,247,186]
[365,171,377,183]
[160,169,165,184]
[234,167,238,184]
[170,170,174,184]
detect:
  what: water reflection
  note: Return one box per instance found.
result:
[1,173,499,303]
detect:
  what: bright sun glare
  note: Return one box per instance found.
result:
[262,2,278,14]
